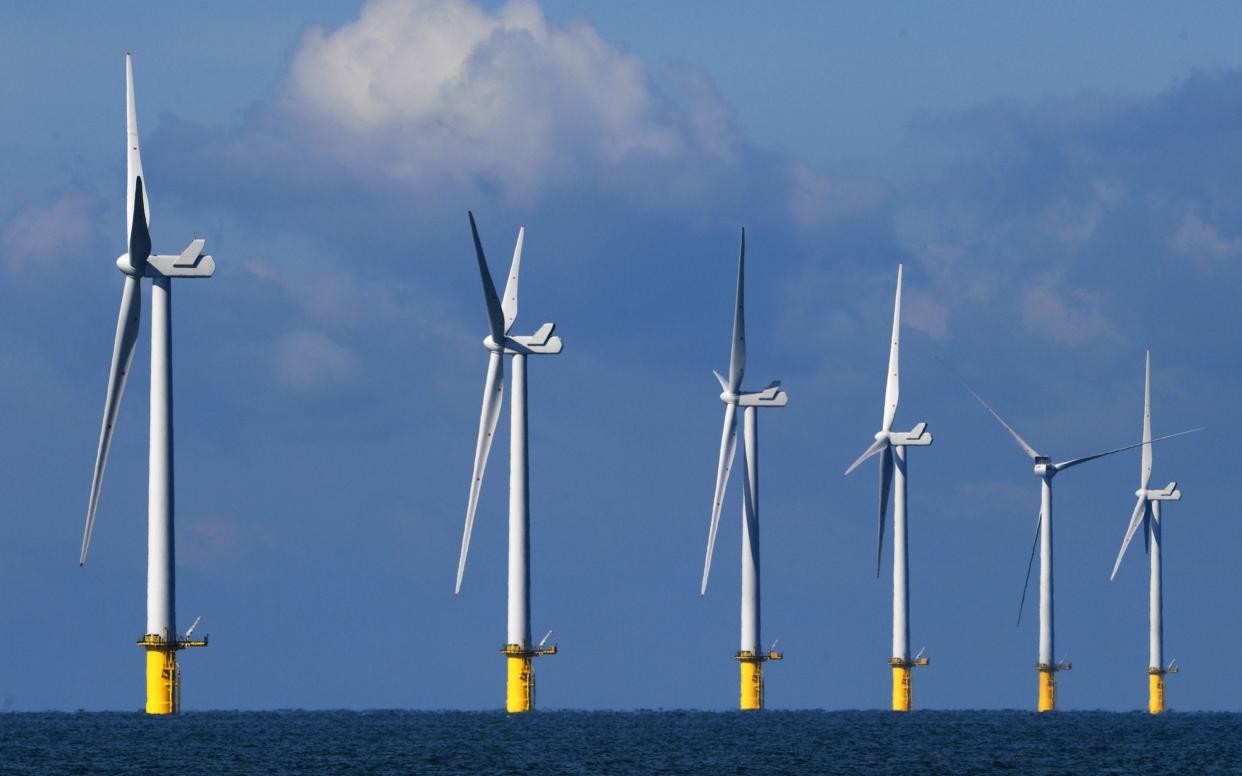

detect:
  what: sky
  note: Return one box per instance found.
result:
[2,0,1242,712]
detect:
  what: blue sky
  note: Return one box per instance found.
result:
[2,0,1242,711]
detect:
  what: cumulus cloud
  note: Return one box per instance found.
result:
[244,0,739,202]
[0,192,101,277]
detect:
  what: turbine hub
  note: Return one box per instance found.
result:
[1033,457,1053,477]
[116,253,142,277]
[874,430,889,443]
[719,391,738,404]
[482,335,503,353]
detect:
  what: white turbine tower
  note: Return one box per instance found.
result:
[79,53,214,715]
[454,212,561,714]
[700,229,787,711]
[970,384,1198,712]
[1109,351,1185,714]
[843,265,932,712]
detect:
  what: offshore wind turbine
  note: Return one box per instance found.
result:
[80,53,214,715]
[843,265,932,712]
[700,229,787,711]
[969,384,1197,712]
[1109,351,1184,714]
[454,212,561,714]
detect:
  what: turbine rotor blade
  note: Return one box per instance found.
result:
[1053,428,1203,472]
[128,178,151,269]
[967,387,1040,460]
[1017,508,1041,626]
[881,264,902,432]
[728,228,745,393]
[455,351,505,594]
[125,53,150,259]
[1141,350,1152,490]
[81,274,143,565]
[844,436,887,476]
[1110,495,1148,580]
[468,211,506,343]
[701,402,738,595]
[501,226,523,334]
[876,444,894,577]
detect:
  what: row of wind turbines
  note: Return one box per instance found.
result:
[79,55,1197,716]
[692,238,1197,714]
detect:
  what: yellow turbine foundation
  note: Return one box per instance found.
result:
[739,659,763,710]
[736,649,782,711]
[502,643,556,714]
[144,646,178,715]
[1149,671,1165,715]
[1037,668,1057,712]
[139,633,207,715]
[891,666,911,712]
[888,656,928,712]
[506,655,534,713]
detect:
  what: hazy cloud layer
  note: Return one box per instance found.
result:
[889,72,1242,350]
[1,192,102,277]
[273,328,361,392]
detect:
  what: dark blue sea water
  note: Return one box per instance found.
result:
[2,710,1239,774]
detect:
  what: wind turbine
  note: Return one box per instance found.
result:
[843,265,932,712]
[969,383,1198,712]
[80,53,214,715]
[700,228,787,711]
[1109,351,1185,714]
[454,212,561,714]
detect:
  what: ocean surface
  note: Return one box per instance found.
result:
[2,710,1240,774]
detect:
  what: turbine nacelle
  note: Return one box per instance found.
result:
[714,371,786,407]
[888,422,932,447]
[1033,456,1054,478]
[482,322,562,356]
[116,238,216,279]
[1142,482,1181,501]
[718,381,788,407]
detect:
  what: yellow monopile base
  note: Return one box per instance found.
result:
[740,659,763,710]
[501,642,556,714]
[736,649,781,711]
[888,656,927,712]
[1149,671,1165,715]
[145,646,179,715]
[1037,669,1056,712]
[892,666,911,712]
[506,655,534,714]
[139,633,207,715]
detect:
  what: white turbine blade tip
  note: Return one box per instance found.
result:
[1110,496,1147,579]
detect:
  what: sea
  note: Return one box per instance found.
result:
[2,710,1239,774]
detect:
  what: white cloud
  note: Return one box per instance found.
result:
[272,329,360,392]
[902,289,950,341]
[787,164,888,229]
[0,192,99,277]
[1170,211,1242,268]
[278,0,733,199]
[181,514,273,568]
[1020,279,1117,346]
